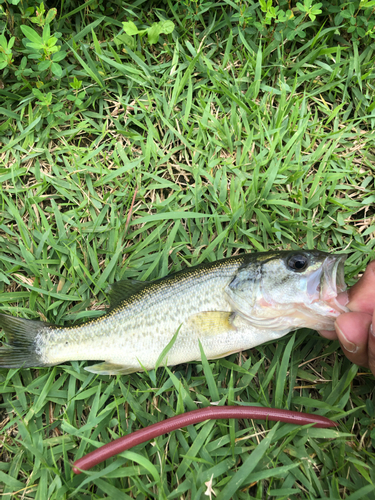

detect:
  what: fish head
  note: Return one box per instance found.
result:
[227,250,348,331]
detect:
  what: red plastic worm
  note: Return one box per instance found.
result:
[72,406,336,474]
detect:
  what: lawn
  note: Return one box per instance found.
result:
[0,0,375,498]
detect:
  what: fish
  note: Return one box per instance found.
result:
[0,250,348,375]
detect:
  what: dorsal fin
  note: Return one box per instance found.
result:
[107,279,152,310]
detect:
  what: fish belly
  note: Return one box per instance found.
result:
[81,313,291,374]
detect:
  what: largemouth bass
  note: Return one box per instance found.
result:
[0,250,348,375]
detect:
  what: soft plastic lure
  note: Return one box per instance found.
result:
[72,405,336,474]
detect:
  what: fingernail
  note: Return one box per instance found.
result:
[338,291,349,306]
[370,324,374,336]
[336,324,358,353]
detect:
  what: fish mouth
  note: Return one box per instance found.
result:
[308,254,348,315]
[321,254,347,311]
[299,253,348,330]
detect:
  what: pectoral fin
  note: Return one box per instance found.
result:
[85,362,140,375]
[186,311,237,336]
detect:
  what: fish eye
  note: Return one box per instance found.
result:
[287,254,309,272]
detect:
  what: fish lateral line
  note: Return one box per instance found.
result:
[72,405,337,474]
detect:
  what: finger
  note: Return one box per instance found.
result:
[335,312,373,368]
[318,329,338,340]
[347,260,375,315]
[368,313,375,376]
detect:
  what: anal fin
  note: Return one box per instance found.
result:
[207,348,243,360]
[85,362,140,375]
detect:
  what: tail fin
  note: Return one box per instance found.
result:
[0,313,50,368]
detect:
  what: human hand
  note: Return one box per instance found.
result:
[319,260,375,376]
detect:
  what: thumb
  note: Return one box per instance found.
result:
[335,312,373,368]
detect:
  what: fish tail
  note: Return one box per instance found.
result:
[0,313,50,368]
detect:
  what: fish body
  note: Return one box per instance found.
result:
[0,250,348,374]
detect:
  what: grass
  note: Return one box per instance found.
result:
[0,0,375,498]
